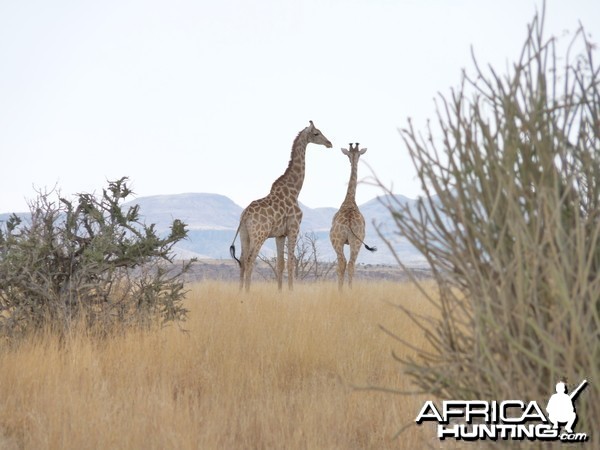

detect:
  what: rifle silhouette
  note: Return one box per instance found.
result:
[569,379,588,401]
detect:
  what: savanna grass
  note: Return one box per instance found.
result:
[0,280,439,450]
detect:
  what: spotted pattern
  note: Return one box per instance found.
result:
[232,121,332,292]
[330,143,370,290]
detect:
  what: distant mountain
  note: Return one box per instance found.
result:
[298,203,337,232]
[123,192,428,266]
[0,193,430,267]
[360,194,412,224]
[127,193,242,231]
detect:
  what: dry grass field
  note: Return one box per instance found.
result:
[0,281,442,449]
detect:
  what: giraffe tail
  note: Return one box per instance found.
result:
[349,226,378,252]
[230,226,242,266]
[363,243,377,252]
[230,244,241,266]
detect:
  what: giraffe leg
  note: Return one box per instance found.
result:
[241,251,253,293]
[243,247,261,293]
[243,234,267,292]
[275,236,285,291]
[348,243,360,289]
[238,260,245,291]
[286,231,298,290]
[238,226,250,291]
[334,245,347,291]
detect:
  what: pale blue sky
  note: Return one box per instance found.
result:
[1,0,598,213]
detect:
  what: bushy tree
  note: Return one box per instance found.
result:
[259,232,335,282]
[380,9,599,443]
[0,177,192,338]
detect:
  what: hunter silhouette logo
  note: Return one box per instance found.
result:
[416,380,590,442]
[546,380,587,434]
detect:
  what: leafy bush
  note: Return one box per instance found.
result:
[379,10,599,442]
[0,177,192,338]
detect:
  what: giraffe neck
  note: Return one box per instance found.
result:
[270,130,309,199]
[342,159,359,207]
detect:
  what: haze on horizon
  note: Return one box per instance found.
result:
[1,0,599,214]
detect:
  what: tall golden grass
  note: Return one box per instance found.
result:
[0,281,440,449]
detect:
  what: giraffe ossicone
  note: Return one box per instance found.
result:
[230,121,333,292]
[330,142,377,290]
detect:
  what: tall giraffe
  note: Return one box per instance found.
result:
[230,121,332,292]
[330,143,377,290]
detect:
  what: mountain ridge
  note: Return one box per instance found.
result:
[0,192,428,266]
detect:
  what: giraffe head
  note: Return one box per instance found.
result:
[306,120,333,148]
[341,142,367,164]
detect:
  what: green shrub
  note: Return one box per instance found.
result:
[0,177,192,338]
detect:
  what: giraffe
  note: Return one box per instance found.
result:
[330,143,377,290]
[230,121,332,292]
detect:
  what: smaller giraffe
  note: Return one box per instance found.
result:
[330,143,376,290]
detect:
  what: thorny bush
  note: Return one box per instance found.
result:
[379,9,599,445]
[0,177,193,339]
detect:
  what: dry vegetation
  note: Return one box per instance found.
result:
[0,280,442,450]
